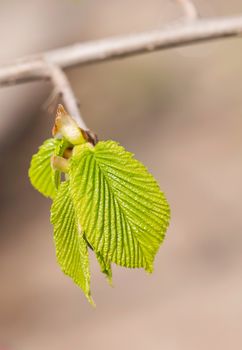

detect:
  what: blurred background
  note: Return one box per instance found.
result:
[0,0,242,349]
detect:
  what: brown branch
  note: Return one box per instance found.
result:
[47,64,87,130]
[0,15,242,88]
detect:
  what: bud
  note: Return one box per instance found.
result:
[52,105,85,145]
[51,155,70,173]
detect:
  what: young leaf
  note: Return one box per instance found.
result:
[51,138,71,189]
[50,181,94,305]
[29,138,69,199]
[96,251,112,285]
[84,236,112,284]
[70,141,170,273]
[29,138,61,199]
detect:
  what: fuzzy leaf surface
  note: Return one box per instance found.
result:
[70,141,170,272]
[50,181,94,305]
[29,138,68,199]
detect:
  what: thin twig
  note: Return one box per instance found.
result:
[47,64,87,129]
[176,0,199,20]
[0,15,242,87]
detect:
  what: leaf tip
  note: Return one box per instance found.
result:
[145,263,154,274]
[88,296,96,308]
[107,278,114,287]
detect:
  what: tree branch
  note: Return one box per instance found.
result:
[47,64,87,130]
[0,15,242,88]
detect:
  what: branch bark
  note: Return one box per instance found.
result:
[0,15,242,87]
[47,64,87,130]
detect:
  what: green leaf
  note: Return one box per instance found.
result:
[50,181,94,305]
[70,141,170,272]
[29,138,68,199]
[96,251,112,285]
[51,139,70,189]
[83,236,112,284]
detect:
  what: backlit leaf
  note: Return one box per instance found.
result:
[29,138,68,199]
[70,141,170,272]
[50,181,94,305]
[96,251,112,285]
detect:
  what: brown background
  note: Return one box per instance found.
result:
[0,1,242,349]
